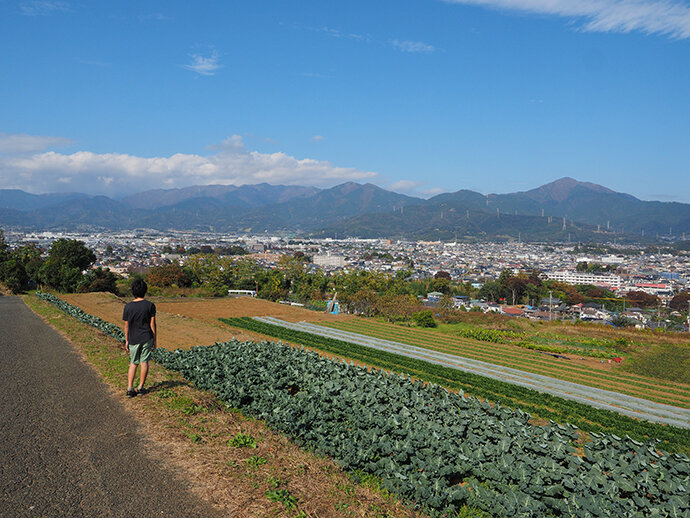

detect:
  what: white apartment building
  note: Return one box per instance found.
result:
[546,270,622,289]
[313,254,345,268]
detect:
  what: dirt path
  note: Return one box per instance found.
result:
[0,296,224,517]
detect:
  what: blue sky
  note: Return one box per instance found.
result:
[1,0,689,201]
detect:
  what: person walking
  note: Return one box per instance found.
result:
[122,278,156,397]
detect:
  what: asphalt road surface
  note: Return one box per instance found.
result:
[0,296,225,517]
[256,316,690,429]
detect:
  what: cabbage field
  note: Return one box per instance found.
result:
[35,292,690,517]
[155,340,688,517]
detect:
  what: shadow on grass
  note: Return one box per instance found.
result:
[146,380,192,393]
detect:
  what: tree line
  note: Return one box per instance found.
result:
[0,231,117,294]
[2,230,687,327]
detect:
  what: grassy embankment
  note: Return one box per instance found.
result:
[22,294,425,518]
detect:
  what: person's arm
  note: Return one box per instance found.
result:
[124,321,129,350]
[150,316,156,349]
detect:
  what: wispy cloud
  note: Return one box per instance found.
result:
[311,135,325,142]
[19,0,69,16]
[0,134,377,196]
[312,26,372,43]
[443,0,690,39]
[390,180,423,192]
[181,50,222,76]
[391,39,436,53]
[421,187,445,197]
[0,133,73,154]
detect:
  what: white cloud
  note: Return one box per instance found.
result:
[389,180,423,192]
[421,187,445,197]
[391,39,436,53]
[443,0,690,39]
[0,134,378,196]
[20,0,69,16]
[311,135,325,142]
[181,50,222,76]
[0,133,73,154]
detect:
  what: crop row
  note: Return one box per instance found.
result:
[222,317,690,454]
[33,294,690,517]
[331,320,690,404]
[339,320,673,391]
[36,291,125,343]
[158,328,689,518]
[456,327,523,343]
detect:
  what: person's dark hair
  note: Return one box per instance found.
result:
[131,278,148,298]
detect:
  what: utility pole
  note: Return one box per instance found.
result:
[549,290,553,322]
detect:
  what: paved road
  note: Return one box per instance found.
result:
[0,296,225,517]
[256,316,690,429]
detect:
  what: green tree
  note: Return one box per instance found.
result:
[12,244,44,286]
[77,267,119,294]
[255,269,287,301]
[0,229,9,263]
[431,277,451,295]
[47,239,96,271]
[0,258,29,293]
[412,309,436,328]
[478,281,501,302]
[37,239,96,292]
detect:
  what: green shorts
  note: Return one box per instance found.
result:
[129,340,154,365]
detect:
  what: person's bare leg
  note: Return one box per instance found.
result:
[138,361,149,390]
[128,363,138,390]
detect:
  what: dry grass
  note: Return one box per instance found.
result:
[24,294,423,518]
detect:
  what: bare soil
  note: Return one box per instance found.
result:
[61,293,353,351]
[27,294,421,518]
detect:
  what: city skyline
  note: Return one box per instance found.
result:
[1,0,689,202]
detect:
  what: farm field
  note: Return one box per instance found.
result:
[321,319,690,410]
[30,293,690,517]
[57,292,690,450]
[60,292,351,350]
[61,293,690,409]
[27,293,421,518]
[221,316,690,454]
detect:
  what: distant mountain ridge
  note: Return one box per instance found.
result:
[1,178,688,241]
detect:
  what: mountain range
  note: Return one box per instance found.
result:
[1,178,688,242]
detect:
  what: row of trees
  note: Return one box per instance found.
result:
[0,231,118,294]
[143,252,690,319]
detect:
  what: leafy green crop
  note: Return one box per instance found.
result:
[153,336,689,517]
[37,293,690,517]
[457,327,523,343]
[221,317,690,454]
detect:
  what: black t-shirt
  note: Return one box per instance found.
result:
[122,300,156,345]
